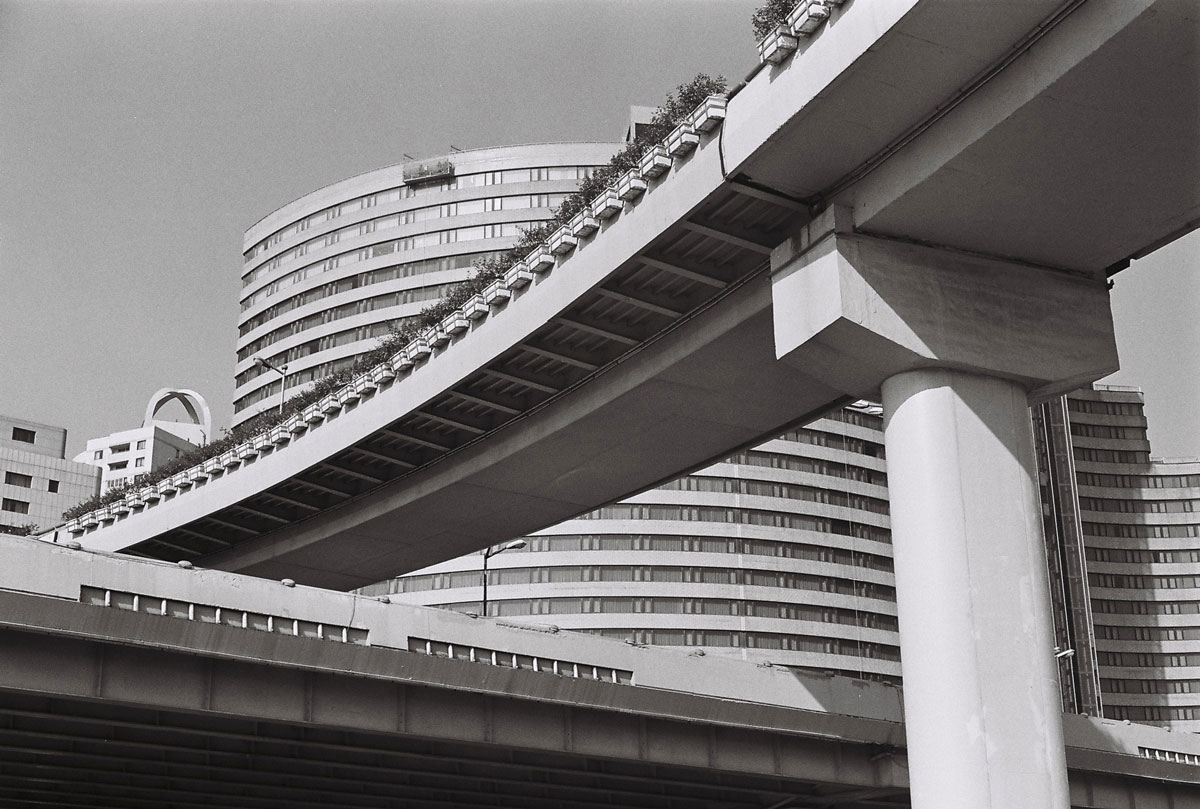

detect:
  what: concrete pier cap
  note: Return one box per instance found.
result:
[770,205,1119,403]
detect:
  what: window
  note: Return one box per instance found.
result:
[93,450,103,460]
[136,440,146,450]
[109,461,128,471]
[135,458,145,468]
[47,479,59,493]
[1,498,29,514]
[10,427,35,444]
[110,443,130,454]
[4,471,32,488]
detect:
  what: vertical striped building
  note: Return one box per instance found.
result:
[1036,385,1200,732]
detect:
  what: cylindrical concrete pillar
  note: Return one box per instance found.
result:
[881,368,1069,808]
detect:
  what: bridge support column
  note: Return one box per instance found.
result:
[770,209,1120,809]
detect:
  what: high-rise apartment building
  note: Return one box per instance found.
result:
[1036,385,1200,732]
[0,416,99,534]
[234,142,622,426]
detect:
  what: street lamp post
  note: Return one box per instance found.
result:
[481,539,527,617]
[253,357,289,416]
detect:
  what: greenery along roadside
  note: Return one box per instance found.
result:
[60,73,727,523]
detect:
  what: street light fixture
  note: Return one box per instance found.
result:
[481,539,527,617]
[253,356,289,416]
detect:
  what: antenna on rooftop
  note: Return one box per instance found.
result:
[449,144,463,152]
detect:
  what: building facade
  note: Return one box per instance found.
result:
[1036,385,1200,732]
[0,416,99,534]
[74,389,212,492]
[234,142,622,426]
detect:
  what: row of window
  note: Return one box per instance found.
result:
[576,505,892,544]
[1087,547,1200,564]
[3,471,59,493]
[390,565,896,600]
[426,596,899,630]
[583,628,901,661]
[1105,705,1200,722]
[1074,447,1151,465]
[659,475,890,515]
[1084,522,1200,539]
[234,354,363,414]
[239,218,536,310]
[1079,496,1198,514]
[1090,573,1200,590]
[1093,599,1200,615]
[726,449,887,487]
[243,198,564,286]
[1078,471,1200,489]
[818,408,884,431]
[1101,677,1200,694]
[236,278,455,366]
[508,533,893,570]
[1069,423,1146,440]
[93,439,147,459]
[243,165,596,263]
[779,428,886,459]
[1097,651,1200,667]
[1095,624,1200,641]
[240,249,500,327]
[1067,398,1144,417]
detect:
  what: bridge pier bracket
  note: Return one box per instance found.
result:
[770,211,1119,809]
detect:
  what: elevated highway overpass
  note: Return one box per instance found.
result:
[2,536,1197,809]
[58,0,1198,587]
[45,2,1199,806]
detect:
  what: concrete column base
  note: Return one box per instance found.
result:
[882,369,1069,808]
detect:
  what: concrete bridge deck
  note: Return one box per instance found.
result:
[1,536,1197,808]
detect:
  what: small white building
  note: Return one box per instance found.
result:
[75,389,212,492]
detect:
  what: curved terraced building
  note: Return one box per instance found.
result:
[235,143,621,426]
[1037,385,1200,732]
[361,404,902,684]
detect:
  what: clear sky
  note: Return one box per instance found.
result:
[1,0,1196,460]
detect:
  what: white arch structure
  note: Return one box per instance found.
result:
[142,388,212,446]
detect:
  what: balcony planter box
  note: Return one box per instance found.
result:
[236,442,258,461]
[482,280,510,306]
[171,472,192,490]
[320,394,341,415]
[788,0,830,35]
[639,145,671,179]
[81,512,99,528]
[139,485,160,503]
[407,339,432,362]
[427,326,450,348]
[690,94,727,132]
[616,169,647,201]
[758,23,797,64]
[504,263,533,290]
[96,506,115,522]
[156,479,177,497]
[219,450,240,468]
[665,122,699,157]
[284,414,306,434]
[548,227,577,255]
[251,431,274,451]
[370,364,396,385]
[202,457,223,476]
[351,375,374,396]
[337,386,360,407]
[441,312,470,335]
[525,246,555,274]
[65,518,82,533]
[123,493,142,509]
[591,187,622,220]
[268,425,291,445]
[302,404,324,424]
[390,351,414,373]
[569,208,599,238]
[463,294,489,320]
